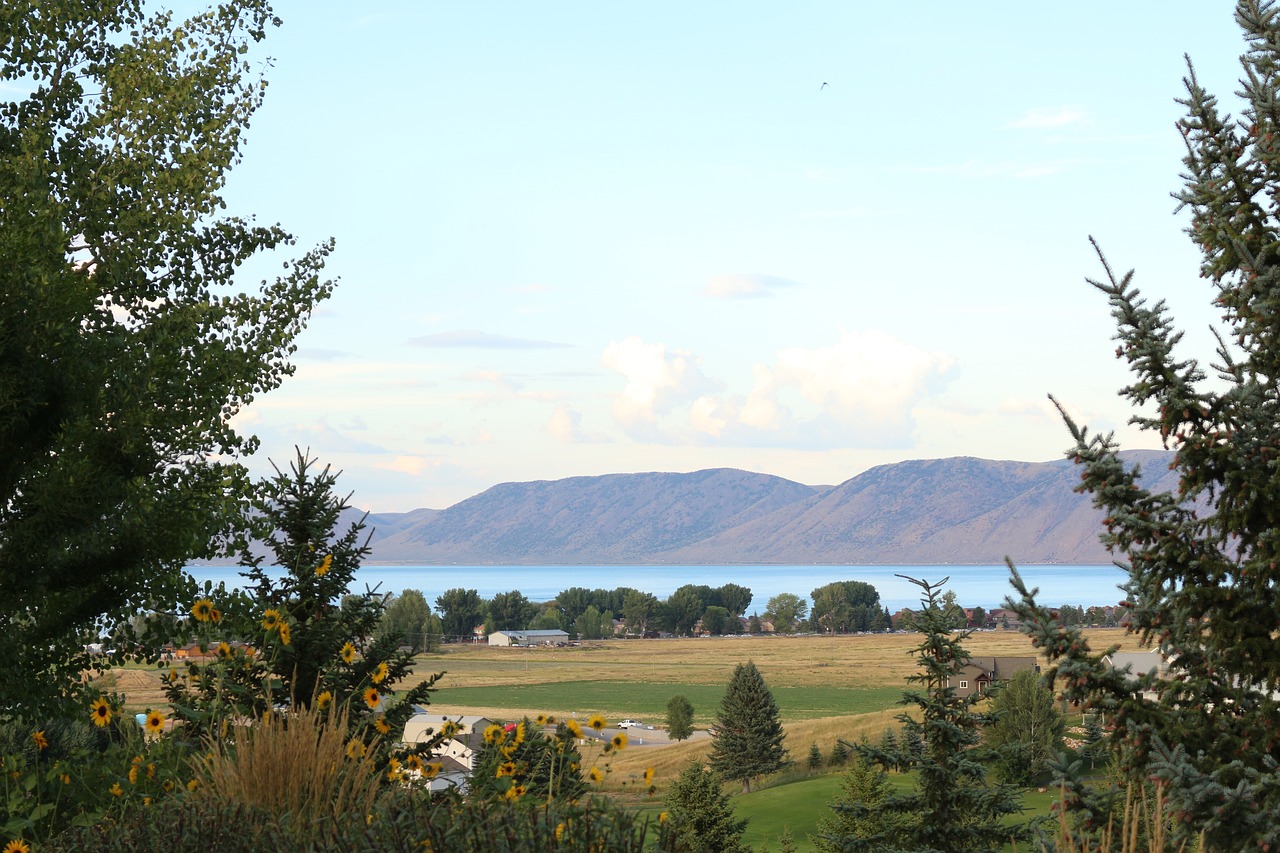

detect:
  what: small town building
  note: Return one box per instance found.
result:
[947,656,1039,698]
[488,629,569,646]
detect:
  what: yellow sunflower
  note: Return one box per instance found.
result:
[587,714,606,732]
[217,641,232,658]
[610,732,628,751]
[483,724,504,745]
[89,697,113,728]
[340,641,357,664]
[316,553,333,576]
[424,762,442,780]
[261,608,282,630]
[3,840,29,853]
[363,687,381,709]
[191,598,214,623]
[32,731,47,751]
[345,739,366,759]
[440,720,460,738]
[375,717,391,735]
[144,710,166,734]
[316,690,333,711]
[587,766,603,784]
[403,754,424,773]
[109,782,123,797]
[371,661,388,684]
[210,608,223,624]
[644,766,655,787]
[565,719,584,739]
[278,622,292,646]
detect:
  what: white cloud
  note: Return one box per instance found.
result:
[375,455,432,477]
[600,336,720,430]
[1009,107,1087,129]
[548,403,609,444]
[705,274,798,299]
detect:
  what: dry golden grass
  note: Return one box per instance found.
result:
[402,628,1134,693]
[194,703,383,823]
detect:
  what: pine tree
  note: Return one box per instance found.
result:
[829,739,849,767]
[855,576,1026,853]
[667,694,695,741]
[984,668,1065,786]
[658,762,749,853]
[808,742,824,775]
[709,660,788,793]
[1007,3,1280,848]
[814,754,918,853]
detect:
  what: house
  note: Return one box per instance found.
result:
[947,656,1039,698]
[402,712,494,792]
[1103,650,1168,701]
[488,629,569,647]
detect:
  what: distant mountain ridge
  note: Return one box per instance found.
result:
[360,452,1178,565]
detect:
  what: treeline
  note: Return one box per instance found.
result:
[377,580,900,647]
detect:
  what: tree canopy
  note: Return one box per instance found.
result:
[0,0,332,716]
[709,660,788,793]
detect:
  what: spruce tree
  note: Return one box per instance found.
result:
[709,660,788,793]
[854,576,1025,853]
[1008,2,1280,847]
[808,742,824,774]
[814,754,917,853]
[658,763,749,853]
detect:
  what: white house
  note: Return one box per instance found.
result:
[488,629,569,646]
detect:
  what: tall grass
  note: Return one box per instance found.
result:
[192,703,382,828]
[1039,784,1205,853]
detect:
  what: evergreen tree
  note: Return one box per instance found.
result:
[709,661,789,793]
[814,754,918,853]
[984,668,1065,786]
[829,739,849,767]
[808,742,824,775]
[659,763,749,853]
[855,576,1026,852]
[1006,4,1280,848]
[667,694,695,741]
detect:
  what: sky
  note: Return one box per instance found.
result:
[210,2,1249,512]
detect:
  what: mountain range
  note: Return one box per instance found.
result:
[351,451,1179,565]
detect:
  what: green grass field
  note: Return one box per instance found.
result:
[429,680,904,724]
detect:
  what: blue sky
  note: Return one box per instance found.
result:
[217,2,1246,511]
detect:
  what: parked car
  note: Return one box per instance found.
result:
[618,719,643,729]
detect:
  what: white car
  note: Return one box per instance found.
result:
[618,719,643,729]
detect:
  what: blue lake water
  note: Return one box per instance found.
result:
[187,563,1129,612]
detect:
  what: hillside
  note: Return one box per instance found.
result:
[362,452,1178,565]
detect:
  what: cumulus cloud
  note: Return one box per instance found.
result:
[408,329,570,349]
[375,455,432,477]
[600,337,720,432]
[599,331,955,449]
[705,274,798,299]
[1009,107,1087,129]
[548,403,609,444]
[462,369,523,394]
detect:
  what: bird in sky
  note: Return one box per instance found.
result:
[820,82,828,91]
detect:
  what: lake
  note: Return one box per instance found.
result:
[187,563,1129,612]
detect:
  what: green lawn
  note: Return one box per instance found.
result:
[429,680,903,723]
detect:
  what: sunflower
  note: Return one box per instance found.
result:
[210,608,223,624]
[278,622,292,646]
[340,642,357,664]
[316,553,333,577]
[32,731,47,751]
[535,714,547,726]
[496,761,516,778]
[587,766,603,784]
[363,687,381,709]
[587,714,606,732]
[109,782,123,797]
[3,840,30,853]
[345,739,366,759]
[565,719,584,740]
[425,762,442,780]
[316,690,333,711]
[440,720,460,738]
[128,764,139,785]
[261,608,282,631]
[483,724,504,745]
[371,661,388,684]
[217,641,232,658]
[644,766,655,787]
[144,711,166,734]
[89,697,113,728]
[191,598,214,622]
[374,717,391,735]
[659,812,669,825]
[403,754,424,773]
[610,732,628,751]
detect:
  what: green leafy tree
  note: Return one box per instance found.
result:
[814,754,918,853]
[573,604,614,640]
[435,588,484,642]
[658,763,749,853]
[0,0,333,719]
[984,668,1065,786]
[662,588,705,636]
[486,590,538,633]
[380,589,432,653]
[856,576,1026,852]
[1005,5,1280,848]
[709,660,788,793]
[666,694,695,741]
[716,583,752,618]
[763,593,807,634]
[621,590,657,636]
[811,581,882,634]
[701,605,731,636]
